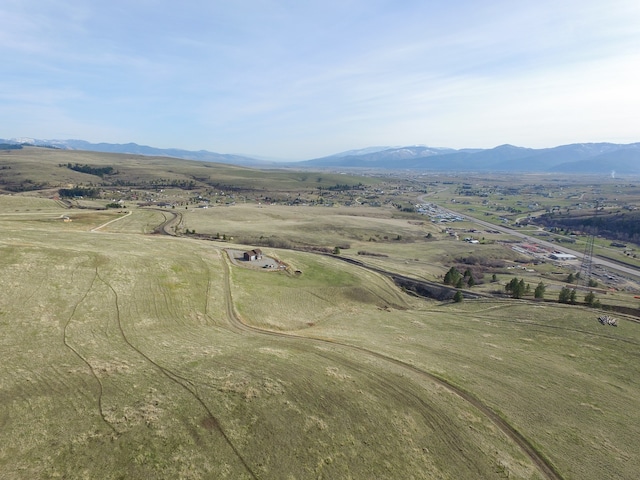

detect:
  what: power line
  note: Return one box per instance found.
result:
[577,201,598,288]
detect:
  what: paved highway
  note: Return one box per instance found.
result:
[419,197,640,281]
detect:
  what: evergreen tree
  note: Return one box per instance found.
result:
[444,267,461,286]
[569,288,577,304]
[518,279,526,296]
[453,290,463,303]
[559,286,572,303]
[534,282,546,299]
[506,277,525,299]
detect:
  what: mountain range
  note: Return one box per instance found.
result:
[2,138,639,174]
[300,143,640,174]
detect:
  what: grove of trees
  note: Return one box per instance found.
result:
[505,277,528,299]
[58,186,100,198]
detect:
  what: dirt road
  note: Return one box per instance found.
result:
[148,211,562,478]
[219,252,563,480]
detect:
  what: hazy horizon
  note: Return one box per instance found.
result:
[2,1,639,159]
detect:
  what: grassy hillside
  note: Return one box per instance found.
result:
[1,202,639,479]
[1,148,639,479]
[0,146,379,194]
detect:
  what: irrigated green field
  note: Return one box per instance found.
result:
[1,196,639,479]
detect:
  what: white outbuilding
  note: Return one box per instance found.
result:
[549,253,577,261]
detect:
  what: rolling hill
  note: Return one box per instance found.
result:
[3,138,640,174]
[0,138,270,167]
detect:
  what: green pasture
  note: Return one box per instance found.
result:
[1,203,638,479]
[1,151,640,480]
[0,220,536,479]
[180,203,535,285]
[232,255,640,480]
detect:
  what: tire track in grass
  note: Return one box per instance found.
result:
[220,253,563,480]
[309,347,483,475]
[62,265,118,434]
[204,259,213,317]
[95,268,258,480]
[157,222,560,477]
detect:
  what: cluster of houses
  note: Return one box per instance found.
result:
[415,203,464,222]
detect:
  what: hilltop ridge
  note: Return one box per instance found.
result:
[2,138,639,174]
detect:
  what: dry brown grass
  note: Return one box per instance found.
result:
[1,194,639,479]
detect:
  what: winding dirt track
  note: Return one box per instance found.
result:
[62,266,117,433]
[95,263,259,480]
[218,252,563,480]
[150,209,562,478]
[150,208,183,235]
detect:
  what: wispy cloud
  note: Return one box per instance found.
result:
[1,0,639,157]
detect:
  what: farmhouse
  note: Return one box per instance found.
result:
[243,249,263,261]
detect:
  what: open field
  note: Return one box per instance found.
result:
[174,203,640,307]
[1,196,639,479]
[2,149,640,478]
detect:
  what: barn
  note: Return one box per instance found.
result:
[243,249,263,261]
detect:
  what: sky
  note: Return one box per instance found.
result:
[2,0,640,160]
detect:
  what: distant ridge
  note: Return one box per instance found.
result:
[2,137,639,173]
[298,142,640,174]
[0,138,270,167]
[297,143,640,175]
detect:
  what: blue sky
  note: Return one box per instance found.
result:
[2,0,639,159]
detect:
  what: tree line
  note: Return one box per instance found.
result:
[443,266,602,307]
[58,186,100,198]
[64,163,116,178]
[535,210,640,244]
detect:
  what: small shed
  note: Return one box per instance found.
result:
[243,249,263,261]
